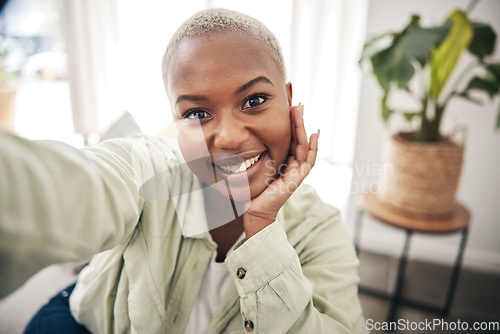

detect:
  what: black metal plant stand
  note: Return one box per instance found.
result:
[354,192,470,323]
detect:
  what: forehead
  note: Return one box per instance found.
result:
[166,31,283,97]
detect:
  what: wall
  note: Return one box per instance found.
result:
[347,0,500,273]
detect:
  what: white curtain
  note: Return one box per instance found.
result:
[289,0,368,164]
[57,0,121,141]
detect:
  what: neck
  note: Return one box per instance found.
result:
[202,186,244,262]
[210,216,244,262]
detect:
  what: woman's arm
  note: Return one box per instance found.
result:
[0,131,165,297]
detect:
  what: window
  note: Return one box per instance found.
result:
[1,0,80,146]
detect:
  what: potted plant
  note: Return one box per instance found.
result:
[360,5,500,217]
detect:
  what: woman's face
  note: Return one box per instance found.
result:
[166,30,292,201]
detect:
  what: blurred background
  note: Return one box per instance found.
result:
[0,0,499,333]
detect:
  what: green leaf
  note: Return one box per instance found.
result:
[465,76,499,99]
[402,112,421,122]
[408,14,420,28]
[381,90,394,123]
[367,16,419,90]
[458,91,483,105]
[486,63,500,84]
[403,22,451,66]
[430,10,473,100]
[460,64,500,103]
[372,43,414,90]
[468,23,496,60]
[363,15,450,91]
[360,32,394,63]
[497,104,500,130]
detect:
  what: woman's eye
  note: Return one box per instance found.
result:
[242,95,267,109]
[184,109,211,119]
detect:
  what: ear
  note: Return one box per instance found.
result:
[286,82,293,107]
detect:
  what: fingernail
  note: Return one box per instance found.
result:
[317,129,320,138]
[299,104,304,117]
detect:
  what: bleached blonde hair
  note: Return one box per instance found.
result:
[161,8,286,90]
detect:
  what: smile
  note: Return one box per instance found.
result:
[211,150,268,180]
[216,153,263,173]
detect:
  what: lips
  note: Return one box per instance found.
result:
[217,153,263,173]
[211,151,266,177]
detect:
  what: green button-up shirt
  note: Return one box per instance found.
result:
[0,131,362,333]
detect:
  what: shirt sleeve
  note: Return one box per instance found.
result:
[0,131,164,297]
[224,214,362,333]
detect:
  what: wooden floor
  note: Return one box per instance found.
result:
[358,250,500,333]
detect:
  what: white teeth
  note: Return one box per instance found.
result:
[218,153,262,173]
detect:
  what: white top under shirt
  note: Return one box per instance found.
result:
[183,233,245,334]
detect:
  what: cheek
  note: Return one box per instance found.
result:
[176,121,210,162]
[175,123,214,183]
[264,112,291,159]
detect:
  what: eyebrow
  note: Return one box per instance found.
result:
[175,94,208,106]
[175,76,274,106]
[235,76,274,94]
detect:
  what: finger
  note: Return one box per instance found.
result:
[289,106,298,155]
[282,129,318,185]
[294,104,308,163]
[305,129,319,167]
[282,156,299,176]
[282,166,303,194]
[276,128,318,196]
[296,130,319,179]
[282,157,304,186]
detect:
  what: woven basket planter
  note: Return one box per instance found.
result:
[377,132,464,218]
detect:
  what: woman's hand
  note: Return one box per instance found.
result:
[243,104,319,238]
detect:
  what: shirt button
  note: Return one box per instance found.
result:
[244,319,254,332]
[237,267,247,279]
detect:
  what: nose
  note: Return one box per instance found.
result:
[213,112,250,150]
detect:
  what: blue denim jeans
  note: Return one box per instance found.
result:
[24,283,91,334]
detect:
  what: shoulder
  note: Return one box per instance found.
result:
[84,134,182,163]
[81,135,186,181]
[278,183,341,229]
[277,184,354,258]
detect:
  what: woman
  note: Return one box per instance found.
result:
[0,8,362,333]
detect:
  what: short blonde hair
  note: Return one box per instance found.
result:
[162,8,286,90]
